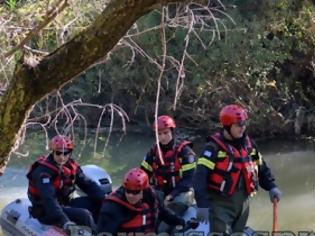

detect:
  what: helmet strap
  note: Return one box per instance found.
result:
[160,139,174,152]
[223,126,247,146]
[223,125,235,140]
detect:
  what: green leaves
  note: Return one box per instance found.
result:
[5,0,17,11]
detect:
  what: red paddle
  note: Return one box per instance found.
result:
[272,198,278,235]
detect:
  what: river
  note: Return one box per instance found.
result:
[0,132,314,234]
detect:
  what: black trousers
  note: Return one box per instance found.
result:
[31,197,100,232]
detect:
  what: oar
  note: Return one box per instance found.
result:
[272,198,278,235]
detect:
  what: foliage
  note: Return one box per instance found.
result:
[1,0,315,140]
[60,1,315,137]
[5,0,17,11]
[0,0,107,83]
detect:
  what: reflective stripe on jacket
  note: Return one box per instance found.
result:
[27,156,78,203]
[208,133,259,196]
[151,140,192,189]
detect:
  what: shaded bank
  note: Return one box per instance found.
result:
[56,0,315,138]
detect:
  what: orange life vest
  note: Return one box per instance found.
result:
[151,140,191,189]
[27,156,78,203]
[208,133,259,196]
[106,188,158,233]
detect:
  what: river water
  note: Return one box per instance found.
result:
[0,133,314,234]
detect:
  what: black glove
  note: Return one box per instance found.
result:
[63,221,92,236]
[63,221,77,230]
[174,218,199,232]
[185,218,199,230]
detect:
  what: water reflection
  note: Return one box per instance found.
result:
[0,134,314,233]
[248,140,315,232]
[0,167,28,210]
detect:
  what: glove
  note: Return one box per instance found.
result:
[186,218,199,230]
[63,221,77,231]
[174,218,199,233]
[63,221,92,236]
[196,207,209,223]
[173,218,186,232]
[269,187,282,202]
[164,194,174,206]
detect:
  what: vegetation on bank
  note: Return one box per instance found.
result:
[58,0,315,137]
[1,0,315,140]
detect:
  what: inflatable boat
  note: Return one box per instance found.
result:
[0,165,111,236]
[0,165,256,236]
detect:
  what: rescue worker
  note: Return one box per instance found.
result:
[193,104,282,235]
[140,115,196,216]
[27,135,106,234]
[97,168,199,235]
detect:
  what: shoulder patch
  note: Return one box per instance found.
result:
[203,150,212,158]
[42,177,50,184]
[188,155,195,163]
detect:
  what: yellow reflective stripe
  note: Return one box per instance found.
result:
[250,148,262,165]
[218,151,226,158]
[197,158,215,170]
[181,163,196,172]
[250,149,257,156]
[140,161,153,172]
[257,152,263,165]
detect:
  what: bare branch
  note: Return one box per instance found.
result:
[22,95,129,160]
[154,7,168,166]
[173,6,194,111]
[0,0,220,174]
[4,0,69,58]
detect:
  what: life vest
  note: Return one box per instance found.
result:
[106,188,158,233]
[151,140,191,190]
[208,133,259,196]
[27,156,78,204]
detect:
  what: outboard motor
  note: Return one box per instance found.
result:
[0,164,112,236]
[78,164,112,195]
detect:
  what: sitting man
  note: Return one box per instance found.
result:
[97,168,198,235]
[27,135,106,234]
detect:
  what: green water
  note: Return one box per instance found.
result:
[0,132,314,234]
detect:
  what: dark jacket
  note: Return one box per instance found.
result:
[193,131,277,207]
[141,139,196,197]
[97,186,185,235]
[27,154,105,226]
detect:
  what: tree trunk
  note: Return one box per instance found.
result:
[0,0,193,174]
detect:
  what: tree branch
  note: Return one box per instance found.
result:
[0,0,197,174]
[4,0,69,58]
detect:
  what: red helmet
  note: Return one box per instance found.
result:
[123,168,149,191]
[219,104,248,126]
[49,135,74,151]
[153,115,176,130]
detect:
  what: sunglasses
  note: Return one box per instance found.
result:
[55,150,72,156]
[125,189,142,195]
[236,121,247,127]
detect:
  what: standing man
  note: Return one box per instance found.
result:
[97,168,198,234]
[193,104,282,234]
[140,115,196,215]
[27,135,106,233]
